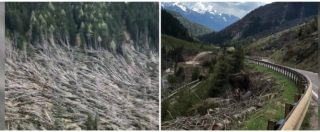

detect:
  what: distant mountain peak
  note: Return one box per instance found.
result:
[162,2,240,31]
[191,2,217,15]
[172,2,187,12]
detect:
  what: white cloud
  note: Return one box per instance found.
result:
[182,2,268,18]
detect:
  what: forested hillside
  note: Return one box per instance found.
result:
[5,2,159,130]
[200,2,317,45]
[6,2,158,52]
[166,10,213,37]
[245,18,317,72]
[161,10,194,41]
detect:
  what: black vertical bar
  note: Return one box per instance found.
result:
[267,120,277,130]
[294,93,301,102]
[284,103,294,117]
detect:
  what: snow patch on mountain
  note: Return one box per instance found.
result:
[191,2,217,15]
[162,2,240,31]
[172,2,187,12]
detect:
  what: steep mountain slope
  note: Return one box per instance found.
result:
[161,10,194,41]
[6,2,159,53]
[162,2,239,31]
[167,10,213,37]
[5,2,159,130]
[200,2,318,45]
[245,18,317,72]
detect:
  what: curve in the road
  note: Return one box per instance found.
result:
[248,58,316,130]
[261,58,318,100]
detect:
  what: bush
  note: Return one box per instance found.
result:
[167,75,177,85]
[208,47,244,97]
[161,100,171,121]
[191,67,200,81]
[85,113,98,130]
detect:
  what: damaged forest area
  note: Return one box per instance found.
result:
[1,1,319,131]
[161,2,317,130]
[161,46,296,130]
[5,2,159,130]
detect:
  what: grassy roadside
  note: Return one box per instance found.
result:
[240,63,298,130]
[300,108,311,130]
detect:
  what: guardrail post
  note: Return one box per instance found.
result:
[267,120,277,130]
[294,94,301,102]
[285,103,294,117]
[284,70,287,76]
[294,75,297,85]
[298,79,305,93]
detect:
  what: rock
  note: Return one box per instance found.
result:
[222,119,231,124]
[211,123,224,130]
[257,102,263,108]
[241,91,252,100]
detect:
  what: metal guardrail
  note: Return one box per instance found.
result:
[247,58,312,130]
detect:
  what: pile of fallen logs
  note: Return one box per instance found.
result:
[161,71,279,130]
[5,39,159,130]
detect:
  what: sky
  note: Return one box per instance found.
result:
[178,2,270,18]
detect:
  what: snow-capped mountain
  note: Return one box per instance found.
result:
[161,2,240,31]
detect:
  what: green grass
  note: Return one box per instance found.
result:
[240,63,298,130]
[300,108,311,130]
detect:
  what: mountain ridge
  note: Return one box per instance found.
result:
[162,2,239,31]
[166,10,213,37]
[199,2,318,45]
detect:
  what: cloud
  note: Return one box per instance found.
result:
[184,2,268,18]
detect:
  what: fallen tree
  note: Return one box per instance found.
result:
[161,71,279,130]
[5,38,159,130]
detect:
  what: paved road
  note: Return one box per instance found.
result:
[259,58,319,129]
[260,58,319,99]
[289,68,319,129]
[292,68,319,99]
